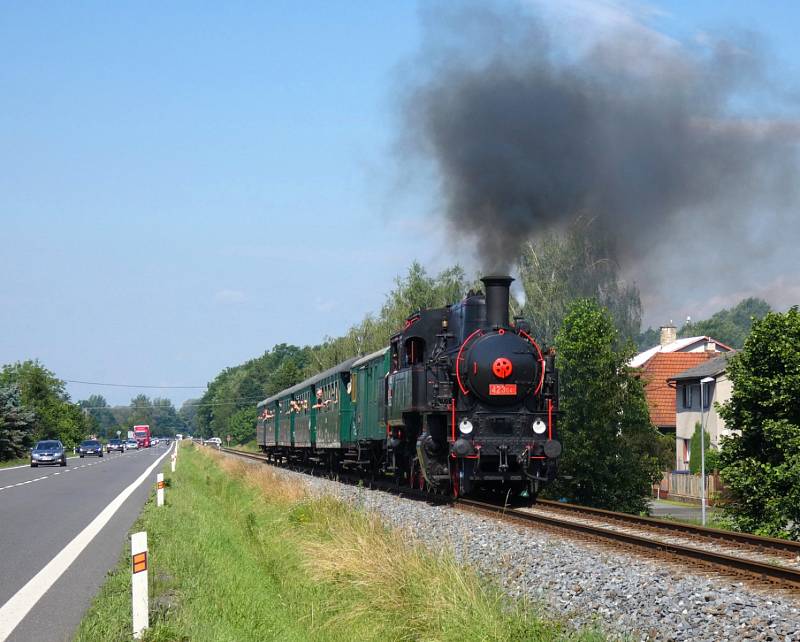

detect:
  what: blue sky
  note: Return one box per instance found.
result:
[2,1,798,407]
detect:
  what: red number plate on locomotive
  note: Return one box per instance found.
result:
[489,384,517,395]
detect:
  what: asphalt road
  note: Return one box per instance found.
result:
[0,443,173,642]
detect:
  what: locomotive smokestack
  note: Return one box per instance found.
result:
[481,275,513,329]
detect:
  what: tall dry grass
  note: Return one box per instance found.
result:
[207,449,308,504]
[294,495,533,640]
[201,448,602,641]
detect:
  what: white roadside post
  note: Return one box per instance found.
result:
[171,450,176,473]
[156,473,165,507]
[131,531,149,639]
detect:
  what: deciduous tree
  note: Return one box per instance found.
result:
[718,307,800,539]
[228,407,257,445]
[679,298,771,349]
[517,218,641,348]
[550,299,663,513]
[128,394,154,428]
[78,395,117,438]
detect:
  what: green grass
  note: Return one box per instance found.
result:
[74,445,605,642]
[237,439,259,452]
[651,499,729,529]
[656,511,731,531]
[0,456,30,469]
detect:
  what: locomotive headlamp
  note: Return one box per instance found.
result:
[459,420,474,435]
[532,419,547,435]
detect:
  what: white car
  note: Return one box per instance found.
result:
[205,437,222,447]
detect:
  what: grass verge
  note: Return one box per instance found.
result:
[0,456,30,469]
[74,444,605,642]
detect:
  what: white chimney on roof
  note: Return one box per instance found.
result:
[660,322,677,346]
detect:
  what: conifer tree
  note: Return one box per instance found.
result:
[0,385,36,461]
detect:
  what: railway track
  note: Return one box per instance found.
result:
[533,498,800,561]
[457,499,800,590]
[219,446,800,590]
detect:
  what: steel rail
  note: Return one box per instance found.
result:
[219,447,266,463]
[455,498,800,589]
[535,499,800,556]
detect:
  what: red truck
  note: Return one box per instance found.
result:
[133,425,151,448]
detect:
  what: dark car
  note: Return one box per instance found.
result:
[107,438,125,453]
[31,440,67,467]
[77,439,104,458]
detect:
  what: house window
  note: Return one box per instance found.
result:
[682,385,692,409]
[683,439,690,466]
[702,382,714,409]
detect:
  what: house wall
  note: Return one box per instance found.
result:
[673,374,732,470]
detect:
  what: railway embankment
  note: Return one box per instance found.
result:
[220,450,800,642]
[74,443,602,641]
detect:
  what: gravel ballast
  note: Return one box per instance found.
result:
[230,456,800,642]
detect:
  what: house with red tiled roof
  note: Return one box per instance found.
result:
[639,351,717,431]
[632,325,733,468]
[668,353,736,472]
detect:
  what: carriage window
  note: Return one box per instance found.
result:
[351,373,357,402]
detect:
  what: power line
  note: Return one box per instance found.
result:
[65,379,206,389]
[79,398,263,410]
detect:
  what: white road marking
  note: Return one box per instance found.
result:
[0,448,161,494]
[0,443,174,641]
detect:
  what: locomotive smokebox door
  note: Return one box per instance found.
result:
[463,333,539,405]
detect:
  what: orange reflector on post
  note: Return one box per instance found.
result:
[132,552,147,574]
[157,481,165,489]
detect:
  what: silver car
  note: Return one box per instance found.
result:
[31,440,67,467]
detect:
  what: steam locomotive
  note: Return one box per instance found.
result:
[256,275,560,498]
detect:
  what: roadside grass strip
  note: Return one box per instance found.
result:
[0,457,30,470]
[74,445,605,642]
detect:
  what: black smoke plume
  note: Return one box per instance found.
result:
[400,3,800,276]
